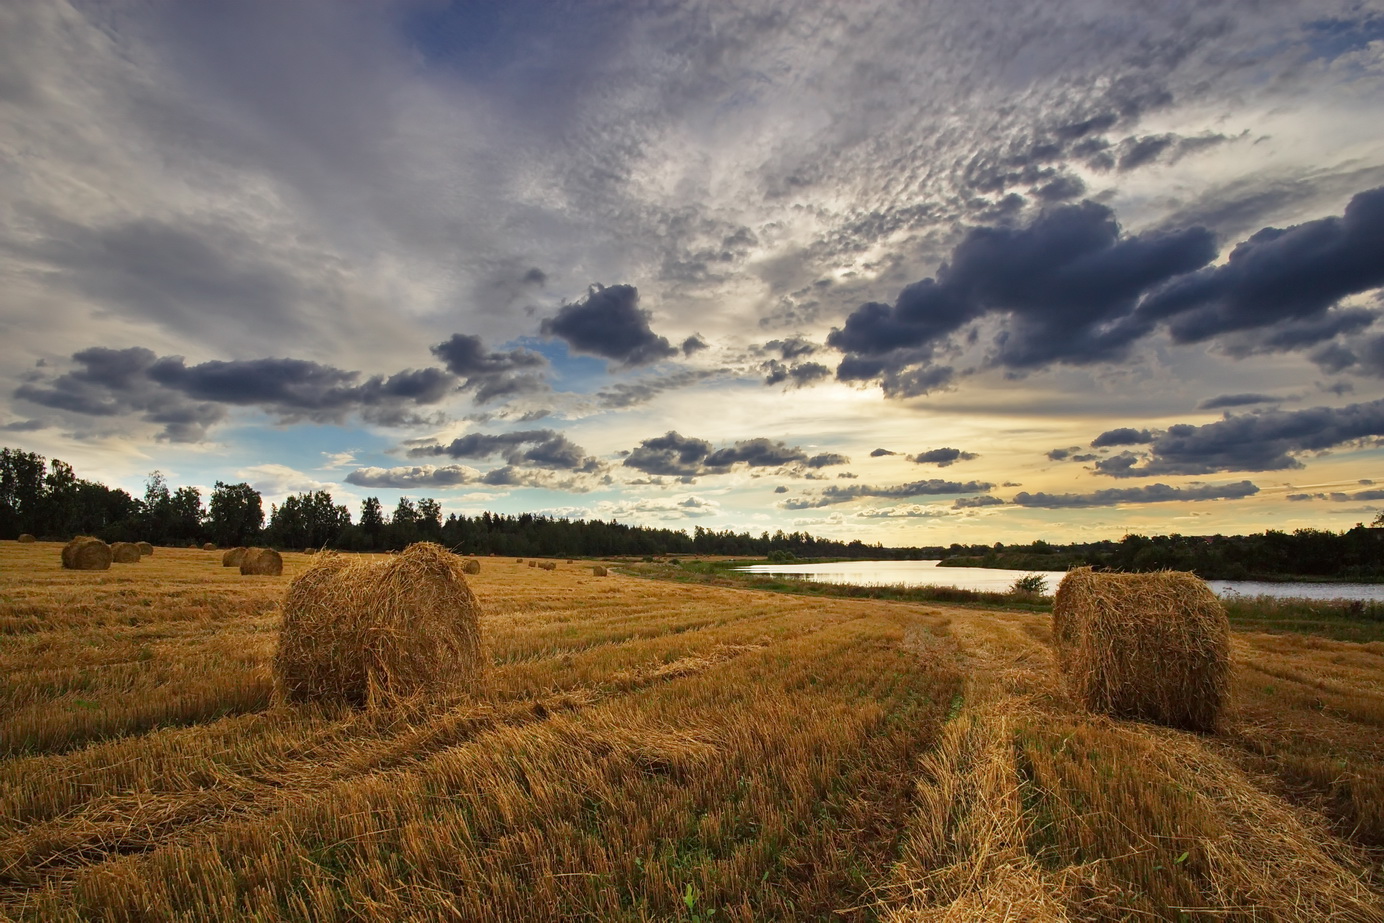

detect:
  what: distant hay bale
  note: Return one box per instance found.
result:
[240,547,284,576]
[274,543,484,708]
[222,547,248,568]
[592,565,608,577]
[541,561,556,570]
[61,536,111,571]
[528,560,536,568]
[202,542,217,551]
[515,558,523,563]
[1053,567,1229,733]
[110,542,141,563]
[136,541,153,556]
[461,558,480,575]
[17,533,36,543]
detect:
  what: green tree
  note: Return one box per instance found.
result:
[360,496,385,544]
[267,490,351,549]
[208,481,264,547]
[416,497,443,542]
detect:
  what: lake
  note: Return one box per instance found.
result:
[733,560,1384,601]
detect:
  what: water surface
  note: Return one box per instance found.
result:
[734,560,1384,601]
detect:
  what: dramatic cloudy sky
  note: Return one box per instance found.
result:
[4,0,1384,543]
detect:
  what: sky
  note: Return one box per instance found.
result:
[3,0,1384,545]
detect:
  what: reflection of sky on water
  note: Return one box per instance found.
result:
[737,561,1384,602]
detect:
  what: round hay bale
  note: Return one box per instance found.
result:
[202,542,217,551]
[240,547,284,576]
[592,565,608,577]
[222,546,249,568]
[61,536,111,571]
[528,560,536,567]
[17,533,36,543]
[136,541,154,556]
[515,558,523,563]
[461,558,480,575]
[110,542,141,563]
[274,543,483,708]
[1053,567,1230,733]
[542,561,556,570]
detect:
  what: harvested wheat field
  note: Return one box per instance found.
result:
[1,542,1381,921]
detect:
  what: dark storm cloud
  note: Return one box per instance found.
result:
[1136,187,1384,344]
[14,346,456,441]
[1090,427,1154,448]
[429,334,548,403]
[1034,174,1087,202]
[1198,393,1281,410]
[1,419,47,432]
[1012,481,1260,508]
[762,360,832,388]
[870,448,898,457]
[779,478,994,509]
[540,284,678,367]
[827,200,1217,395]
[409,429,601,472]
[774,485,788,494]
[909,447,977,466]
[953,495,1004,509]
[622,431,822,479]
[1092,399,1384,477]
[763,337,818,360]
[805,453,849,468]
[681,335,708,356]
[1046,448,1072,460]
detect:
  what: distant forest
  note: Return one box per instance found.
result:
[4,445,1382,578]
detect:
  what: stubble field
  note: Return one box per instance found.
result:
[1,542,1382,921]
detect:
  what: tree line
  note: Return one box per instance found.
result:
[0,446,925,558]
[6,445,1381,574]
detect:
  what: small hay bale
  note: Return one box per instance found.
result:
[202,542,217,551]
[592,565,608,577]
[17,533,36,543]
[515,558,523,563]
[61,536,111,570]
[222,547,248,568]
[110,541,142,563]
[136,541,154,556]
[528,560,536,567]
[1053,567,1229,733]
[274,543,484,708]
[542,561,556,570]
[461,558,480,575]
[240,547,284,576]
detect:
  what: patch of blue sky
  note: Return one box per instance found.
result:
[1302,15,1384,63]
[512,336,611,394]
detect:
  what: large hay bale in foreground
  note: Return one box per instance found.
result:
[461,558,480,575]
[222,547,248,567]
[202,542,217,551]
[274,543,484,708]
[136,541,154,556]
[17,533,36,543]
[1053,567,1229,733]
[61,536,111,570]
[592,565,608,577]
[110,542,142,563]
[240,547,284,576]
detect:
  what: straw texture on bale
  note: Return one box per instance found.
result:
[61,536,111,570]
[592,565,608,576]
[110,542,141,563]
[136,541,154,556]
[222,547,248,568]
[1053,567,1229,733]
[17,533,36,543]
[239,547,284,576]
[202,542,217,551]
[274,543,484,708]
[461,558,480,575]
